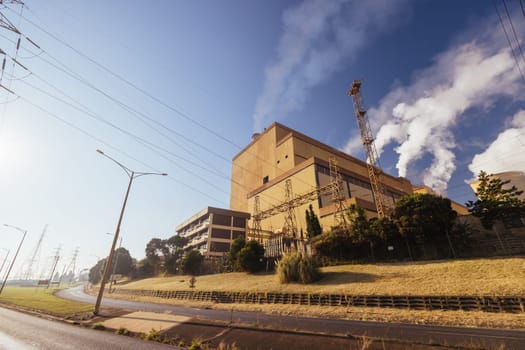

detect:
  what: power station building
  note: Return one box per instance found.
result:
[470,171,525,200]
[230,122,417,239]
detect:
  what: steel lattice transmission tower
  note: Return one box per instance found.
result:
[329,157,348,227]
[252,195,263,242]
[22,224,47,280]
[283,179,298,239]
[348,80,388,218]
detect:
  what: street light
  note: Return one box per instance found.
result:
[0,224,27,294]
[94,149,166,315]
[106,232,123,290]
[0,248,9,275]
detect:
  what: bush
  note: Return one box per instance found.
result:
[145,328,163,342]
[91,322,106,330]
[115,327,130,336]
[277,252,321,284]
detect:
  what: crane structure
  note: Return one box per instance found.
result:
[348,80,388,218]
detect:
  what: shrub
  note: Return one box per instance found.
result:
[277,252,321,284]
[115,327,130,336]
[145,328,162,342]
[91,322,106,330]
[189,337,203,350]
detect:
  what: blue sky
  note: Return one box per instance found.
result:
[0,0,524,275]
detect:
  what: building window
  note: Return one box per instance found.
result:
[210,241,230,252]
[232,217,246,228]
[263,176,269,184]
[213,214,231,226]
[211,228,231,239]
[232,231,245,240]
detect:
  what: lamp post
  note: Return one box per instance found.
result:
[105,232,122,291]
[94,149,166,315]
[1,224,27,294]
[0,249,9,276]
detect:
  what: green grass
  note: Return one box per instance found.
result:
[120,257,525,296]
[0,286,93,316]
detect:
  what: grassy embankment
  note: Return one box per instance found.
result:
[0,286,92,316]
[103,257,525,329]
[120,257,525,296]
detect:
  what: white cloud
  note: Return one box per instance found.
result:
[344,15,524,194]
[252,0,410,132]
[469,110,525,177]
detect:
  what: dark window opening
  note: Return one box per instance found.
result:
[211,228,231,239]
[213,214,231,226]
[263,176,269,184]
[210,241,230,252]
[232,217,246,228]
[232,231,245,240]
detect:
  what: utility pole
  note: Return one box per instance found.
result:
[46,247,60,289]
[1,224,27,294]
[94,149,166,315]
[0,249,9,276]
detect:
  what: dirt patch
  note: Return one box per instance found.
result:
[101,311,191,334]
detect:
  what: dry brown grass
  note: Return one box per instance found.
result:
[120,257,525,296]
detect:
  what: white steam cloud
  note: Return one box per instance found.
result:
[252,0,410,132]
[344,16,524,194]
[469,110,525,176]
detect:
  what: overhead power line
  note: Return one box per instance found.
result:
[9,6,319,199]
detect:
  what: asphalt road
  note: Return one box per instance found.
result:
[58,285,525,349]
[0,306,180,350]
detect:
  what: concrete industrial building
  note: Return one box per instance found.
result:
[470,171,525,200]
[230,122,418,239]
[176,207,250,257]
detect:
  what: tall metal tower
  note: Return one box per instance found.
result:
[252,196,262,242]
[329,157,348,227]
[60,247,79,284]
[22,224,47,280]
[283,179,298,239]
[348,80,387,218]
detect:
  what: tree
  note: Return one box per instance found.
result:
[112,247,134,276]
[305,204,322,238]
[392,193,458,259]
[145,238,166,275]
[466,171,525,229]
[310,227,353,260]
[163,234,188,274]
[347,204,377,260]
[238,240,265,273]
[466,171,525,253]
[132,258,155,279]
[228,236,246,271]
[88,258,107,284]
[181,249,203,275]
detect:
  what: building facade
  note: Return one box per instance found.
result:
[470,171,525,200]
[176,207,250,257]
[230,122,416,238]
